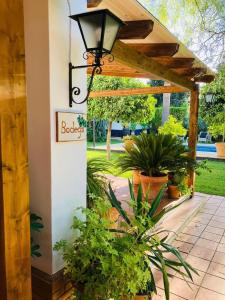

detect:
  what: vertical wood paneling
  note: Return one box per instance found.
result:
[0,0,31,298]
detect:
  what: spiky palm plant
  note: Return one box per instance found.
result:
[107,181,198,299]
[87,158,111,207]
[118,133,190,177]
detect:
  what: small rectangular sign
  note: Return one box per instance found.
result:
[56,112,86,142]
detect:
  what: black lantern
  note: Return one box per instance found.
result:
[69,9,124,107]
[205,92,215,103]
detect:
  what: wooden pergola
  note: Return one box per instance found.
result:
[88,0,215,188]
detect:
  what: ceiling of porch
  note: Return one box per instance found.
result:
[87,0,215,90]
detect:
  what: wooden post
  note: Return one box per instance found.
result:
[188,85,199,193]
[0,1,31,299]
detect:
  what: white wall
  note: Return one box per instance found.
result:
[24,0,87,274]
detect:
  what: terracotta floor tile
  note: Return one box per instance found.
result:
[197,213,213,220]
[208,220,225,229]
[182,224,206,237]
[215,213,225,219]
[207,261,225,279]
[217,244,225,253]
[195,238,218,250]
[204,225,224,235]
[160,293,186,300]
[200,231,222,242]
[169,277,199,299]
[186,255,210,272]
[200,208,216,215]
[213,251,225,266]
[212,216,225,223]
[175,269,205,286]
[201,273,225,294]
[176,233,198,244]
[173,241,193,254]
[190,245,215,261]
[195,287,225,300]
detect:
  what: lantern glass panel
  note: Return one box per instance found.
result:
[103,14,121,52]
[78,14,103,51]
[206,93,213,103]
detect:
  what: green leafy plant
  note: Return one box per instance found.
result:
[87,158,111,207]
[118,133,189,177]
[158,115,187,136]
[54,199,153,300]
[208,111,225,142]
[30,213,44,257]
[107,181,197,299]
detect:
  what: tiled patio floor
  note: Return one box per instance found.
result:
[107,175,225,299]
[153,193,225,300]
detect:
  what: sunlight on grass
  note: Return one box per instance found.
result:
[87,150,225,197]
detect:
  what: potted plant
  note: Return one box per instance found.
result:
[54,200,155,300]
[208,111,225,157]
[107,181,198,299]
[168,171,190,199]
[123,135,135,152]
[118,133,189,200]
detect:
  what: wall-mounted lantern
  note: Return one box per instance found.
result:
[204,92,215,103]
[69,9,124,107]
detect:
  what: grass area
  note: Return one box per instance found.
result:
[87,138,122,148]
[87,150,225,197]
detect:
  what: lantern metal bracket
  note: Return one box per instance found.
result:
[69,53,105,107]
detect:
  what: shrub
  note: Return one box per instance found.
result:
[158,116,187,136]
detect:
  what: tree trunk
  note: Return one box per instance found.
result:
[106,121,112,160]
[162,82,171,125]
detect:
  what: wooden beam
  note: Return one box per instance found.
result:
[112,40,195,90]
[128,43,179,57]
[188,85,199,192]
[173,67,206,77]
[90,86,188,98]
[195,74,215,83]
[0,1,31,299]
[118,20,154,39]
[152,57,195,69]
[87,0,102,8]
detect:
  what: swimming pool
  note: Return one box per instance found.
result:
[196,144,216,153]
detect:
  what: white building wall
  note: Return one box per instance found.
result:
[24,0,87,274]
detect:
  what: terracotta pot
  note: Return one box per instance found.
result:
[168,185,181,199]
[124,139,135,151]
[133,170,141,185]
[107,207,120,229]
[140,174,168,200]
[215,142,225,157]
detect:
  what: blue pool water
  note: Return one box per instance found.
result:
[196,144,216,153]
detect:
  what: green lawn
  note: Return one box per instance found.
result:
[87,138,122,148]
[87,150,225,196]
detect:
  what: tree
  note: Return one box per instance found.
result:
[88,76,156,159]
[141,0,225,68]
[200,64,225,126]
[208,111,225,142]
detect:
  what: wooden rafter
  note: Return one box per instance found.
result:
[173,67,206,77]
[128,43,179,57]
[90,85,188,98]
[118,20,154,39]
[87,0,102,8]
[195,74,215,83]
[152,57,195,69]
[112,40,195,90]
